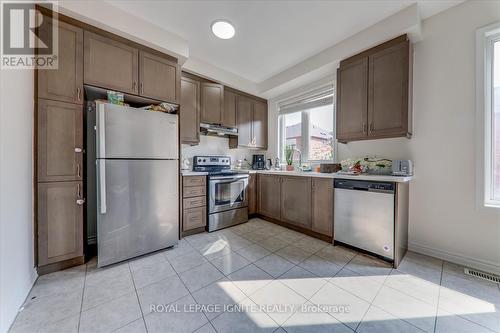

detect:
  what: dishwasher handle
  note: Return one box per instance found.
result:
[334,179,395,193]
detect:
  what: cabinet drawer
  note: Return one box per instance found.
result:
[183,196,206,209]
[183,207,206,231]
[183,186,206,198]
[183,176,206,187]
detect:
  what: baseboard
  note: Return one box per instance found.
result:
[409,241,500,276]
[3,267,38,333]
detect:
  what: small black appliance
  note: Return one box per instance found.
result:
[252,154,266,170]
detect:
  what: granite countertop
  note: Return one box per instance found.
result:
[182,169,412,182]
[181,170,208,176]
[250,169,412,182]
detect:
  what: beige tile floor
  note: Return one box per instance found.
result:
[9,218,500,333]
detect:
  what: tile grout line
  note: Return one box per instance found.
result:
[76,263,88,333]
[123,262,149,333]
[433,260,444,333]
[166,245,216,333]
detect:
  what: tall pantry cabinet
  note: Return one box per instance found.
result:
[36,16,85,273]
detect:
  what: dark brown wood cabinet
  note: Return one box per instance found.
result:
[253,100,268,149]
[182,176,207,233]
[84,31,139,94]
[232,96,268,149]
[336,35,412,143]
[311,178,333,237]
[139,51,180,103]
[38,18,83,104]
[255,174,333,241]
[223,90,237,127]
[236,95,253,147]
[258,174,281,220]
[180,77,201,144]
[37,181,84,266]
[201,82,224,124]
[336,58,368,142]
[280,176,312,229]
[368,40,410,138]
[248,173,257,215]
[37,99,83,183]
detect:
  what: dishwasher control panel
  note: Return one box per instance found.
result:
[334,179,394,193]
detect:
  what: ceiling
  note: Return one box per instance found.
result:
[107,0,462,83]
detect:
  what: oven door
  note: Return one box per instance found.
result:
[209,175,249,213]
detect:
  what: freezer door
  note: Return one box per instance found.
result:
[96,102,178,159]
[97,159,178,267]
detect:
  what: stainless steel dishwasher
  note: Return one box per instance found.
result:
[334,179,395,260]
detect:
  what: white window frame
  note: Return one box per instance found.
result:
[277,84,336,164]
[476,22,500,209]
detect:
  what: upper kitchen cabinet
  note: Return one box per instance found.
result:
[336,58,368,142]
[231,96,268,149]
[180,77,200,144]
[222,89,237,127]
[235,95,253,147]
[38,18,83,104]
[252,100,268,149]
[139,51,180,103]
[84,31,139,94]
[368,40,411,138]
[201,82,224,124]
[37,99,83,183]
[336,35,412,143]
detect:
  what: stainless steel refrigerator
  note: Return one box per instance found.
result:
[94,101,178,267]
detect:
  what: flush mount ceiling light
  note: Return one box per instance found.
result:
[211,20,235,39]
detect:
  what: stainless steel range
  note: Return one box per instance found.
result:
[193,156,249,232]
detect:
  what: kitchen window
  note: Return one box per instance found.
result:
[278,86,335,164]
[477,23,500,208]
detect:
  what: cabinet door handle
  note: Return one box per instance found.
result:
[76,164,81,178]
[77,183,82,198]
[77,87,81,101]
[362,123,366,134]
[369,123,374,133]
[133,81,137,92]
[140,82,144,94]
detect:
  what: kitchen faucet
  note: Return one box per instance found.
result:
[293,148,302,170]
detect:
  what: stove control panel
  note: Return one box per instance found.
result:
[193,156,231,167]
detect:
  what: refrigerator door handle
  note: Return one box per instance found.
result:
[99,160,107,214]
[98,102,106,158]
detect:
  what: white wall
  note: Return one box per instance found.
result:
[339,1,500,274]
[0,70,37,333]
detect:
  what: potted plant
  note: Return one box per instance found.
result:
[285,145,294,171]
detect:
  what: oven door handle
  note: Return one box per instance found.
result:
[210,175,249,180]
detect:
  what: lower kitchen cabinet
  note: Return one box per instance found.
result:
[182,176,207,233]
[280,176,312,229]
[248,173,257,214]
[37,181,84,267]
[311,178,334,237]
[183,207,206,231]
[256,174,334,241]
[258,174,281,220]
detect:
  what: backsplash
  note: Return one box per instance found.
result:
[181,135,267,169]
